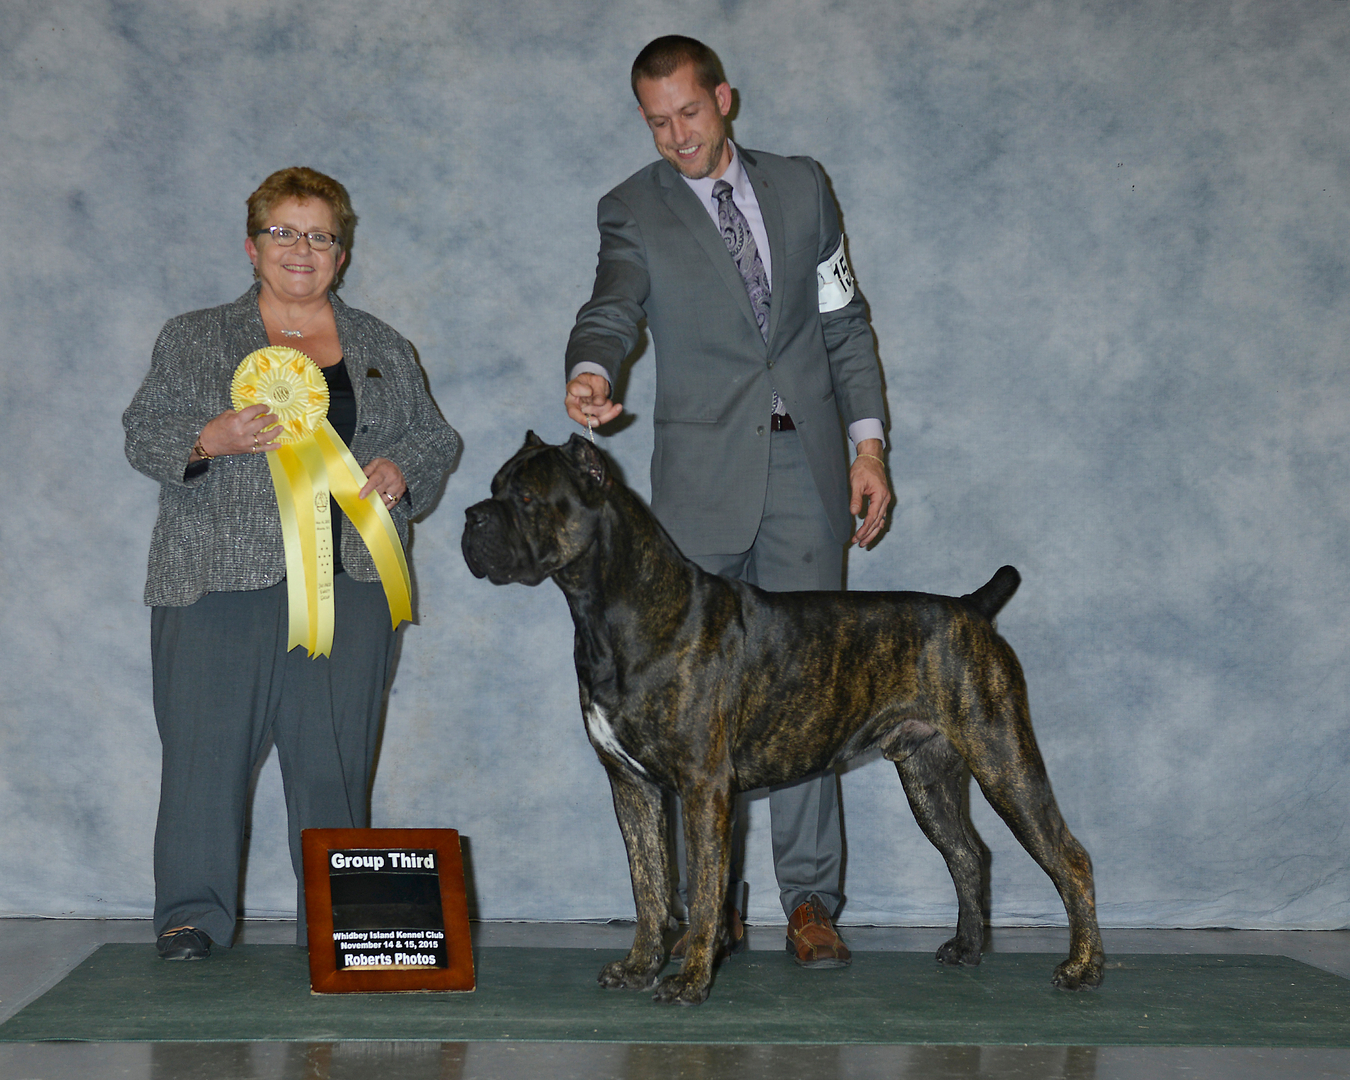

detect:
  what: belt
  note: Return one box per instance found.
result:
[770,413,795,431]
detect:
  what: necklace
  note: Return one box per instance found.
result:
[262,294,326,340]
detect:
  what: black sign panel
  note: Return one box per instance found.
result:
[303,828,474,994]
[328,848,447,970]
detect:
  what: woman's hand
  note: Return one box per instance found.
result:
[360,457,407,508]
[192,404,283,461]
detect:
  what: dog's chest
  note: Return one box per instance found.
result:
[583,704,649,777]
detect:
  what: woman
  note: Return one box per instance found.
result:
[123,167,460,960]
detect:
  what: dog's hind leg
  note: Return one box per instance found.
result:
[893,731,986,967]
[960,703,1104,990]
[597,768,672,991]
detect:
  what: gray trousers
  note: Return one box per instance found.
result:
[677,427,845,920]
[150,574,397,947]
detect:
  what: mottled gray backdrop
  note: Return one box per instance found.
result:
[1,0,1346,931]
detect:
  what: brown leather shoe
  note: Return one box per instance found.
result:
[786,895,851,968]
[670,905,746,960]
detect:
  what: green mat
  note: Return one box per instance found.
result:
[2,946,1347,1046]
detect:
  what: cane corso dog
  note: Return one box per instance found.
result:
[462,433,1104,1005]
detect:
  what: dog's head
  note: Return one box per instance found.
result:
[461,431,612,586]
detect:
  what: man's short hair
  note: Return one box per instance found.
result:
[631,35,726,100]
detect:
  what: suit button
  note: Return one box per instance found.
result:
[766,360,775,369]
[757,425,765,436]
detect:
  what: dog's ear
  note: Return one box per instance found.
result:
[564,432,608,487]
[524,430,546,448]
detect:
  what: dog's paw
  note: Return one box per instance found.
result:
[1051,955,1104,991]
[652,971,710,1006]
[935,936,982,967]
[597,959,660,991]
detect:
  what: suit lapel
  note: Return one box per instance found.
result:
[655,162,765,349]
[740,149,785,347]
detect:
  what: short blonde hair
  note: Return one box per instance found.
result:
[246,166,357,251]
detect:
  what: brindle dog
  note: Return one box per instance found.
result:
[462,433,1104,1006]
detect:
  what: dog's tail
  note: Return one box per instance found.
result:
[960,566,1021,622]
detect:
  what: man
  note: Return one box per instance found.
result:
[565,35,891,967]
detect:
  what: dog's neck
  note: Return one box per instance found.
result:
[554,482,698,696]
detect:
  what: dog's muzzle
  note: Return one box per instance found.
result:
[461,500,517,582]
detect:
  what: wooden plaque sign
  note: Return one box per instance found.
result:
[302,827,474,994]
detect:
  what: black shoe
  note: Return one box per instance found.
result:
[156,927,211,960]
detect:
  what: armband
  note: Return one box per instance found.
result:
[816,237,856,313]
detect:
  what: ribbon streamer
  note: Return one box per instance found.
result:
[232,347,411,657]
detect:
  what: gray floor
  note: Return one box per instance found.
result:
[0,919,1347,1079]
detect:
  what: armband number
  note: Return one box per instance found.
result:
[816,238,855,313]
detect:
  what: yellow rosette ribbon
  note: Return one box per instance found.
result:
[232,347,412,658]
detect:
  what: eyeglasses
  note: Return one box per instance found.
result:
[253,226,342,251]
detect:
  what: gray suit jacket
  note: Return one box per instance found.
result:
[566,146,886,555]
[124,285,460,607]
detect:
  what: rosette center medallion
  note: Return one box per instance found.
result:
[231,346,328,444]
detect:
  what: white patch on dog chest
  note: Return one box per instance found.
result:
[584,705,647,776]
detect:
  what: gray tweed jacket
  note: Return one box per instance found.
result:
[124,285,460,607]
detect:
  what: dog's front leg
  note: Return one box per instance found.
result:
[597,767,672,991]
[652,779,732,1006]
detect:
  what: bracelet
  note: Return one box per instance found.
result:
[192,438,214,461]
[855,452,884,466]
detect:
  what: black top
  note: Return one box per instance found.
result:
[323,359,356,574]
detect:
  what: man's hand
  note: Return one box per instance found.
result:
[565,372,624,430]
[849,438,891,548]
